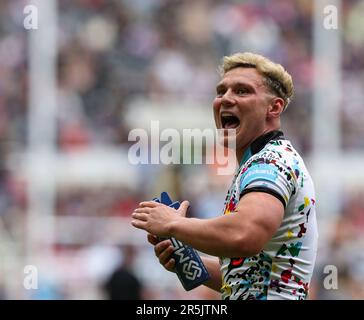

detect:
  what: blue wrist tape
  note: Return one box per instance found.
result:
[153,192,211,291]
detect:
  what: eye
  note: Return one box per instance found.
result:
[236,87,249,95]
[216,89,225,97]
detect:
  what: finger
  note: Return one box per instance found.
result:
[164,258,176,272]
[132,212,149,221]
[154,239,172,257]
[147,234,159,245]
[139,201,159,208]
[158,245,175,266]
[177,200,190,217]
[131,212,148,221]
[134,207,151,214]
[131,220,147,230]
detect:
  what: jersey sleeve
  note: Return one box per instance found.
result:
[238,152,297,208]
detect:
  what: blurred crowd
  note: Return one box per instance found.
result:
[0,0,363,299]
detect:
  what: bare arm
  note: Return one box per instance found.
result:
[200,256,222,292]
[169,192,284,257]
[133,192,284,258]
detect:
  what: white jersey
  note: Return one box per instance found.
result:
[220,131,318,300]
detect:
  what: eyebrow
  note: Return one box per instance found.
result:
[215,81,256,93]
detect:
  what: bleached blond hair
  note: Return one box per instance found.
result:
[220,52,294,110]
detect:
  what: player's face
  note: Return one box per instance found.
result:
[213,67,273,157]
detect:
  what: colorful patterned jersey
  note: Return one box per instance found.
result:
[220,131,318,300]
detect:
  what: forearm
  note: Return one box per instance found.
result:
[132,194,280,258]
[200,256,222,292]
[169,215,251,257]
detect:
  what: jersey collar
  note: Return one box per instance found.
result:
[240,130,285,167]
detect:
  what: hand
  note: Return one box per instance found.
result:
[147,234,176,273]
[131,200,190,237]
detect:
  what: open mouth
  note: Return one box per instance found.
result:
[221,112,240,129]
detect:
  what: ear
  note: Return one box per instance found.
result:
[267,97,285,119]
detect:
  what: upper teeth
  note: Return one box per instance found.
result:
[221,112,234,117]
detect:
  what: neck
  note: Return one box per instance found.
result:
[236,148,246,166]
[236,147,251,167]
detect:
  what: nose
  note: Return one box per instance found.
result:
[221,89,236,107]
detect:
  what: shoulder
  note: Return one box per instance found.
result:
[242,140,300,175]
[237,140,302,206]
